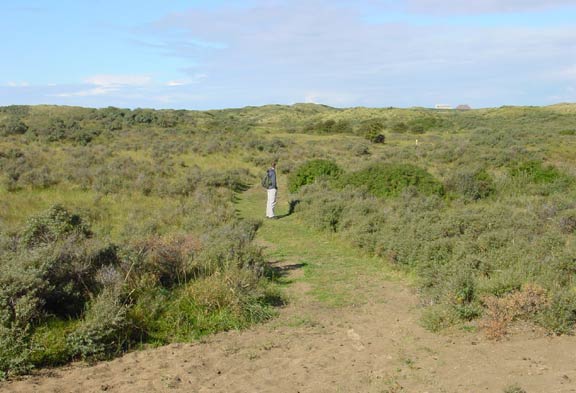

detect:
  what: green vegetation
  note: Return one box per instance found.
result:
[288,159,342,193]
[503,384,527,393]
[338,163,444,198]
[1,102,576,377]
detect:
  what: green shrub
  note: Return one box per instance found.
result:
[559,129,576,135]
[420,305,458,333]
[0,256,46,329]
[0,327,33,379]
[510,160,567,184]
[295,181,576,334]
[140,270,279,343]
[339,163,444,198]
[357,119,385,143]
[30,318,77,367]
[21,204,91,248]
[67,289,131,360]
[0,205,119,333]
[445,168,495,200]
[536,290,576,335]
[391,121,408,133]
[288,159,342,193]
[0,117,28,136]
[407,116,444,133]
[193,221,266,277]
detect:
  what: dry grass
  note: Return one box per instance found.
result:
[480,284,549,339]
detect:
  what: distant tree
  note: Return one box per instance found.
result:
[358,119,385,143]
[321,119,336,133]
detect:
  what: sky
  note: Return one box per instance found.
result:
[1,0,576,109]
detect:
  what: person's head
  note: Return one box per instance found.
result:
[271,161,277,168]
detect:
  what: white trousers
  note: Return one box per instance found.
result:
[266,188,277,218]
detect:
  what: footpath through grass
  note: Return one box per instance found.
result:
[236,183,404,309]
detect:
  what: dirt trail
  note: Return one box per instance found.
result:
[3,187,576,393]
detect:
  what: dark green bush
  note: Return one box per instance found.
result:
[339,163,444,198]
[357,119,385,143]
[288,159,342,193]
[510,160,567,184]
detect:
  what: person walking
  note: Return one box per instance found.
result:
[264,161,278,219]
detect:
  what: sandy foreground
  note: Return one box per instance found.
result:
[2,267,576,393]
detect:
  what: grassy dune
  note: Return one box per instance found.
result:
[1,103,576,378]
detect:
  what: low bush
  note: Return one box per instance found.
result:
[0,117,28,136]
[420,305,458,333]
[0,200,280,377]
[30,318,77,367]
[338,163,444,198]
[445,168,495,200]
[288,159,343,193]
[480,284,548,339]
[67,289,132,360]
[0,327,33,379]
[536,289,576,335]
[21,204,91,247]
[295,181,576,336]
[510,160,567,184]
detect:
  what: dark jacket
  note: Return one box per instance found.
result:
[267,168,277,189]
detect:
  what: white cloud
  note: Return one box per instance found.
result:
[141,0,576,108]
[404,0,576,14]
[165,73,207,86]
[5,0,576,109]
[166,80,187,86]
[53,87,118,97]
[84,74,152,87]
[53,74,153,98]
[556,66,576,80]
[6,81,30,87]
[304,90,361,106]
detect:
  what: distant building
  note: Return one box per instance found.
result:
[435,104,452,110]
[456,104,471,111]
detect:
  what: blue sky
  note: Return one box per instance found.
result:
[1,0,575,109]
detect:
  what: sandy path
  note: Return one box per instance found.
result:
[3,188,576,393]
[3,276,576,393]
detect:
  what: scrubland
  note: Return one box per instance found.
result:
[1,102,575,380]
